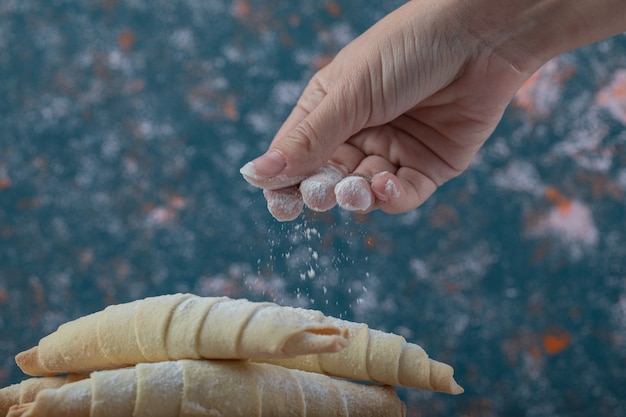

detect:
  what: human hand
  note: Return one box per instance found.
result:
[240,0,540,221]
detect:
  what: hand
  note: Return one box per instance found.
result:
[240,0,540,221]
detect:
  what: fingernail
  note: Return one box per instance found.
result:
[373,188,389,202]
[372,172,399,203]
[249,150,286,177]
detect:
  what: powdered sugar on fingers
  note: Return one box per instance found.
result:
[334,176,375,212]
[264,188,304,221]
[300,165,344,212]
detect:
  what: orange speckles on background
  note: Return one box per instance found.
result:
[326,2,342,17]
[16,197,41,210]
[501,327,572,376]
[28,276,46,308]
[77,249,95,271]
[288,14,301,28]
[576,171,624,200]
[2,2,626,414]
[366,233,394,255]
[529,242,551,264]
[146,206,176,225]
[444,282,460,293]
[363,235,376,248]
[500,330,536,367]
[313,54,333,70]
[513,58,574,119]
[187,85,242,121]
[233,0,252,20]
[0,369,8,389]
[354,213,369,223]
[93,61,111,79]
[0,225,12,239]
[126,78,145,94]
[144,194,189,227]
[281,34,293,47]
[101,0,118,12]
[222,95,239,121]
[0,177,10,190]
[611,80,626,99]
[599,71,626,101]
[118,29,135,52]
[543,328,571,355]
[543,186,572,215]
[429,203,460,229]
[526,185,599,258]
[514,71,541,113]
[528,345,543,360]
[167,194,187,210]
[596,69,626,124]
[0,287,8,305]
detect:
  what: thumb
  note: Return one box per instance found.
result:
[240,72,366,190]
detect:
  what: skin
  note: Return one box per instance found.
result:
[240,0,626,221]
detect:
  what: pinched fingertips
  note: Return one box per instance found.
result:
[300,165,344,212]
[240,150,307,191]
[371,171,400,202]
[334,176,375,212]
[371,170,438,214]
[263,187,304,222]
[371,172,414,214]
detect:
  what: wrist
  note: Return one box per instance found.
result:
[453,0,626,73]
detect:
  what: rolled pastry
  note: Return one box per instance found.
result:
[14,293,462,395]
[262,307,464,394]
[15,294,349,376]
[8,360,406,417]
[0,375,87,416]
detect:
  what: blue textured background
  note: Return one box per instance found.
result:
[1,1,626,416]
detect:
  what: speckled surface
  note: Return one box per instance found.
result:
[1,1,625,416]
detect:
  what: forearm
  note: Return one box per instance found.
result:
[452,0,626,73]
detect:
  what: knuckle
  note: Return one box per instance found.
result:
[288,119,319,154]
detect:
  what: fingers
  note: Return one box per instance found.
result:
[256,134,441,220]
[371,169,438,214]
[240,100,357,190]
[263,187,304,222]
[332,167,438,215]
[334,176,375,212]
[262,173,375,222]
[260,164,351,222]
[300,165,345,212]
[238,0,464,219]
[241,64,367,191]
[260,167,438,221]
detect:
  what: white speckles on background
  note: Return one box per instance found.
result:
[1,3,626,416]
